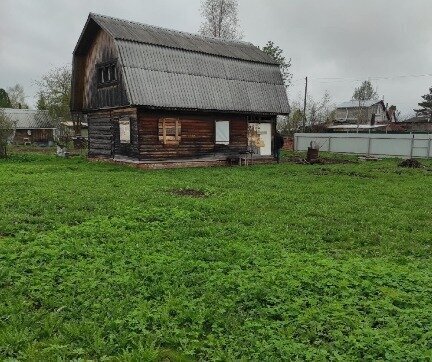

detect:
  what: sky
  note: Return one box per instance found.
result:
[1,0,431,118]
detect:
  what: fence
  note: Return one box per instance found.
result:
[294,133,432,158]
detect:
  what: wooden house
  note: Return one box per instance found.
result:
[70,13,289,161]
[0,108,56,145]
[334,100,394,126]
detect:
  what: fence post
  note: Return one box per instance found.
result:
[410,135,414,158]
[328,137,331,152]
[427,137,431,159]
[367,136,371,156]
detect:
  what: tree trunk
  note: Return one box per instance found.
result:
[0,144,7,158]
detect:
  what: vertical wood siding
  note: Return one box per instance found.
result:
[83,29,128,110]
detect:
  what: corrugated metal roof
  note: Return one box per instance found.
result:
[73,13,290,115]
[117,40,289,114]
[337,100,382,108]
[90,13,277,65]
[0,108,55,129]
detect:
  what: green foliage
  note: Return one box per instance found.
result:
[0,89,12,108]
[0,153,432,360]
[353,80,379,101]
[0,110,14,157]
[36,94,48,111]
[415,86,432,119]
[36,65,71,122]
[261,41,292,87]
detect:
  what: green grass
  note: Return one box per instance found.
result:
[1,152,432,360]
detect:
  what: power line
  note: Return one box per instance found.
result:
[291,73,432,83]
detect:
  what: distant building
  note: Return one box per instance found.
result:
[387,115,432,133]
[334,100,394,125]
[0,108,56,145]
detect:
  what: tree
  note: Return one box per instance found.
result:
[277,109,303,136]
[415,87,432,121]
[0,109,14,158]
[280,91,335,134]
[199,0,242,40]
[7,84,28,109]
[352,80,378,101]
[261,41,292,87]
[36,93,48,110]
[36,65,72,124]
[0,89,12,108]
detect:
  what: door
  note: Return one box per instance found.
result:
[248,123,272,156]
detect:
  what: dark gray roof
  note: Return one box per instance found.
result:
[89,13,278,65]
[0,108,55,129]
[337,100,383,109]
[74,13,290,115]
[118,41,288,114]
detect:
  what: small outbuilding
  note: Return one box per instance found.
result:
[70,13,289,162]
[0,108,56,145]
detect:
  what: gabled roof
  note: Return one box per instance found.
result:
[337,100,384,109]
[0,108,55,129]
[72,13,290,115]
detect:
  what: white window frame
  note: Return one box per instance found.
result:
[215,120,230,145]
[119,117,131,144]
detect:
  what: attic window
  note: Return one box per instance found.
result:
[97,61,118,86]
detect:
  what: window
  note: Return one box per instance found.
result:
[97,61,118,86]
[159,118,181,145]
[119,117,130,144]
[215,121,230,145]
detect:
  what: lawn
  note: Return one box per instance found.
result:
[1,153,432,360]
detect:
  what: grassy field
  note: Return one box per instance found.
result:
[1,152,432,360]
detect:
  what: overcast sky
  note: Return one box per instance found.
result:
[1,0,431,117]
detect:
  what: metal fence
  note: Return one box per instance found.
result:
[294,133,432,158]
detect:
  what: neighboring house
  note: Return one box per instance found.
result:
[70,13,289,160]
[0,108,56,145]
[333,100,394,125]
[387,115,432,133]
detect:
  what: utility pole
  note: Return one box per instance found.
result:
[302,76,308,132]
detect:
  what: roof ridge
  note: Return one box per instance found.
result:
[90,12,255,47]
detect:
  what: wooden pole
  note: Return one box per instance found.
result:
[303,76,308,132]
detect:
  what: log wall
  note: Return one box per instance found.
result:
[87,108,138,158]
[137,109,273,160]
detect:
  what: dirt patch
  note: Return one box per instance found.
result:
[398,159,423,168]
[170,188,207,198]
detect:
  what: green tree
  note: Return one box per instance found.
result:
[36,93,48,110]
[0,109,14,158]
[352,80,378,101]
[261,41,292,87]
[36,65,71,122]
[415,87,432,120]
[0,89,12,108]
